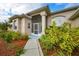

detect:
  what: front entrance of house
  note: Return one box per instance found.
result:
[33,23,40,34]
[29,23,41,40]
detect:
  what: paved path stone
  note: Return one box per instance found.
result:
[21,39,43,56]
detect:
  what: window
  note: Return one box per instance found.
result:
[52,16,65,26]
[28,23,30,28]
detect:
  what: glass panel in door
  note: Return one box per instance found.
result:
[33,23,39,34]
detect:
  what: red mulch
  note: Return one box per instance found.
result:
[0,39,28,56]
[47,50,56,56]
[72,47,79,56]
[12,39,27,48]
[42,49,57,56]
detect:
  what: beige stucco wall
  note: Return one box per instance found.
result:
[20,18,31,35]
[47,10,76,27]
[25,18,32,35]
[11,18,21,32]
[70,17,79,28]
[11,17,31,35]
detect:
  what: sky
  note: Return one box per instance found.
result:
[0,3,79,22]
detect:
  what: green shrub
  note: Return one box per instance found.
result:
[4,32,13,43]
[0,31,28,56]
[7,43,24,56]
[21,34,29,40]
[0,31,5,39]
[9,31,21,40]
[0,31,29,43]
[40,22,79,56]
[0,31,20,42]
[15,47,24,56]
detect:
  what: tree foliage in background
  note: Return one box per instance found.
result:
[0,21,11,32]
[40,22,79,56]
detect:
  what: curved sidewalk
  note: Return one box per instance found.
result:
[21,39,43,56]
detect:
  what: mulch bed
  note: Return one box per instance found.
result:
[0,39,28,56]
[72,47,79,56]
[12,39,27,48]
[39,41,56,56]
[41,48,57,56]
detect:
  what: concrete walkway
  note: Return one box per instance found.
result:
[21,39,43,56]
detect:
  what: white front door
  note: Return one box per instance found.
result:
[33,23,39,34]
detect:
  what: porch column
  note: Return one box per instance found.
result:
[21,18,26,34]
[40,11,47,34]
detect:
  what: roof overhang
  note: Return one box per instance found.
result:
[9,14,31,22]
[51,6,79,15]
[9,6,51,22]
[27,6,51,16]
[69,8,79,20]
